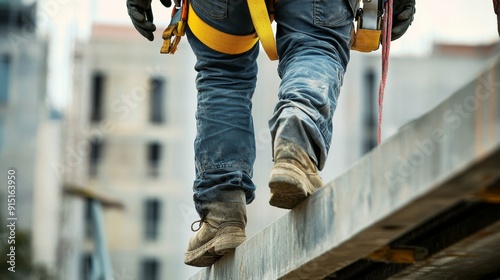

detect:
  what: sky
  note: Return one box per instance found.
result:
[94,0,500,55]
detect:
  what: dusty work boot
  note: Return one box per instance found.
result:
[269,138,324,209]
[184,190,247,267]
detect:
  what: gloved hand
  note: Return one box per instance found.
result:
[127,0,174,41]
[391,0,416,41]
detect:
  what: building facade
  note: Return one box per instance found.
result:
[85,24,200,279]
[0,0,93,278]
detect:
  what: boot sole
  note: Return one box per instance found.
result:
[184,230,246,267]
[269,162,313,209]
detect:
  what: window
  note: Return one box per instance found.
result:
[141,258,160,280]
[0,4,36,29]
[89,138,103,176]
[80,253,92,280]
[362,69,377,154]
[0,6,9,27]
[0,54,11,105]
[149,78,165,124]
[144,199,161,240]
[147,142,161,177]
[90,72,105,122]
[0,119,4,152]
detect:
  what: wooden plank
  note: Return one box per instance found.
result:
[190,58,500,280]
[63,184,124,209]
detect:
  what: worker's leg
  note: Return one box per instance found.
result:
[184,0,258,266]
[268,0,356,208]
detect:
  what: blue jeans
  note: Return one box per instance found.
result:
[187,0,356,217]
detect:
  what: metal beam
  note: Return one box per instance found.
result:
[389,219,500,279]
[90,200,114,280]
[190,57,500,280]
[63,184,124,209]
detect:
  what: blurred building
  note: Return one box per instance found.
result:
[0,0,43,231]
[82,24,201,279]
[0,0,93,278]
[0,0,57,278]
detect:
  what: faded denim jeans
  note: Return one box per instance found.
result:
[186,0,356,217]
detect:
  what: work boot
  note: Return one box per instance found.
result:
[269,138,324,209]
[184,190,247,267]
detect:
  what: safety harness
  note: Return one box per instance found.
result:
[161,0,393,143]
[161,0,278,59]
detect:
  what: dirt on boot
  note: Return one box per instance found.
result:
[184,190,247,267]
[269,139,323,209]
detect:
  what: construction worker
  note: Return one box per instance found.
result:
[127,0,415,267]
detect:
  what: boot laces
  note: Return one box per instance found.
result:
[190,219,203,232]
[190,219,243,231]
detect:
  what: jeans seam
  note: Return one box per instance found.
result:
[192,0,228,20]
[314,0,351,27]
[197,163,252,176]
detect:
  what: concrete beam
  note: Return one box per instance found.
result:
[190,57,500,280]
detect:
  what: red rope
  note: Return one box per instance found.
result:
[377,0,393,144]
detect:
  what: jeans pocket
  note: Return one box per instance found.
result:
[314,0,356,27]
[192,0,228,20]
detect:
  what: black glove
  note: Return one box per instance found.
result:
[127,0,174,41]
[391,0,416,41]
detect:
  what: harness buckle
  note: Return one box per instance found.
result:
[161,0,189,54]
[351,0,384,52]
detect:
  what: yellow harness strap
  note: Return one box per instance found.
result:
[247,0,278,60]
[162,0,383,57]
[187,3,259,55]
[187,1,278,60]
